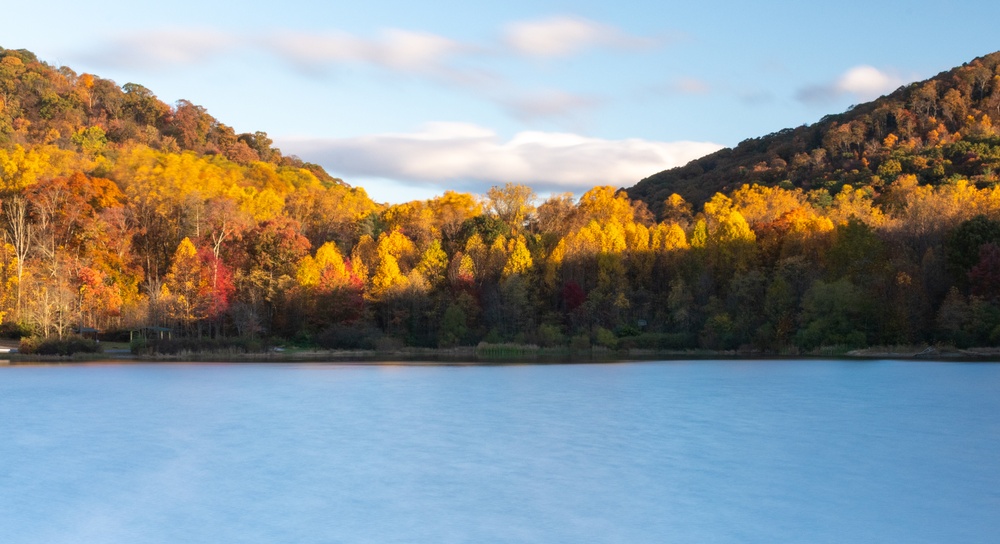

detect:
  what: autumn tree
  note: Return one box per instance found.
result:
[160,238,233,335]
[486,182,536,234]
[1,195,31,316]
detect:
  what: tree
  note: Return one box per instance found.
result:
[122,82,169,130]
[161,238,213,331]
[428,190,481,251]
[486,182,535,233]
[167,99,213,152]
[297,241,349,290]
[416,240,448,287]
[229,217,310,331]
[577,186,634,226]
[661,193,693,227]
[503,236,533,277]
[370,239,409,299]
[2,195,31,316]
[796,278,870,350]
[948,215,1000,287]
[203,196,250,260]
[237,131,277,163]
[969,243,1000,303]
[77,266,123,330]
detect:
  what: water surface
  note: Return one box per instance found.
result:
[2,360,998,543]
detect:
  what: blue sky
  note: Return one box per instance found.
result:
[5,0,999,203]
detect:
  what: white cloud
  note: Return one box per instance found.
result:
[279,123,723,196]
[264,29,467,74]
[502,15,655,58]
[797,65,906,104]
[80,28,237,69]
[835,65,899,97]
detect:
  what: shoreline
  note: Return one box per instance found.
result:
[3,343,1000,365]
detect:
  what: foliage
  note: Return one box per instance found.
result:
[2,47,1000,352]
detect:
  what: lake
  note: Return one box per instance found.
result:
[1,359,998,543]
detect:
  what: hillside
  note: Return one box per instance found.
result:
[628,51,1000,216]
[0,47,342,185]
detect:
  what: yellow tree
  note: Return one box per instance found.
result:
[369,231,417,299]
[826,185,885,227]
[379,229,419,271]
[662,193,694,227]
[381,200,437,249]
[371,249,407,298]
[486,182,536,233]
[650,223,689,252]
[702,200,758,278]
[463,233,506,286]
[314,242,348,286]
[161,238,213,332]
[416,239,449,286]
[503,236,533,278]
[577,186,634,226]
[427,190,481,250]
[297,241,348,290]
[731,184,806,228]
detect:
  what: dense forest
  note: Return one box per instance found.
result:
[2,46,1000,354]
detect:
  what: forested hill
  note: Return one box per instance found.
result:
[2,46,1000,356]
[627,51,1000,216]
[0,47,342,185]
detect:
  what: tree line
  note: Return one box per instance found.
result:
[1,159,999,352]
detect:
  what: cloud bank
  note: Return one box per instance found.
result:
[262,29,473,77]
[280,123,722,194]
[75,16,660,121]
[79,15,657,74]
[501,16,655,58]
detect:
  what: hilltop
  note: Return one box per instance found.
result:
[0,47,342,185]
[628,52,1000,216]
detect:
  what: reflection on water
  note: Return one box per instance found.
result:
[2,360,999,543]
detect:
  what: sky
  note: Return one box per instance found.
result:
[4,0,999,203]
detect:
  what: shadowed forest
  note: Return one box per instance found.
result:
[2,47,1000,354]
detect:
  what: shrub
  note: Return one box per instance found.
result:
[570,333,591,352]
[593,326,618,349]
[535,324,564,347]
[19,335,102,356]
[0,322,34,340]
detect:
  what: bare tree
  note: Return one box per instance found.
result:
[2,195,32,317]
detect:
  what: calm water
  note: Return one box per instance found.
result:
[1,360,999,543]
